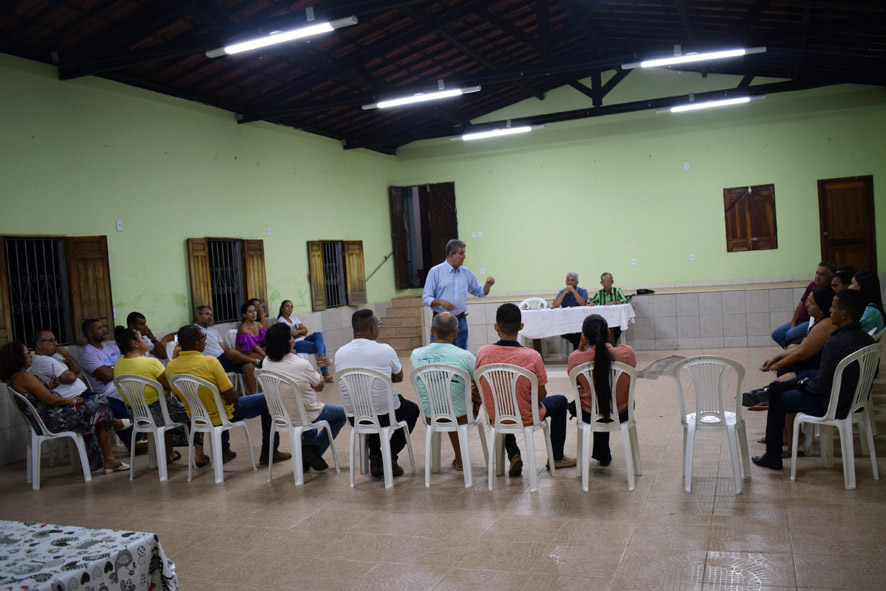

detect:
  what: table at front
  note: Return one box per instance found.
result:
[0,520,178,591]
[518,303,636,340]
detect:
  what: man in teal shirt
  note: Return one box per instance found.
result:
[410,312,478,470]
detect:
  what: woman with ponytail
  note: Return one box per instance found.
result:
[567,314,636,466]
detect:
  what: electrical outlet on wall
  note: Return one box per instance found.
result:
[689,253,695,261]
[116,219,123,232]
[631,258,637,266]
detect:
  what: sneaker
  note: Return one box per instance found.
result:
[259,451,293,466]
[369,455,384,477]
[591,453,613,467]
[742,387,772,408]
[508,454,523,477]
[222,448,237,464]
[548,456,577,469]
[301,448,328,472]
[751,454,783,471]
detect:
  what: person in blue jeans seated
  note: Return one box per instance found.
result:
[262,323,345,472]
[552,271,588,351]
[749,289,874,470]
[848,270,886,334]
[475,303,576,477]
[276,299,333,382]
[771,262,835,348]
[422,239,495,350]
[165,324,291,466]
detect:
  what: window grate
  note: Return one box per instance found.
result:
[322,241,346,308]
[208,239,243,323]
[4,238,71,345]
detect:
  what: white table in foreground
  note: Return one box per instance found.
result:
[0,519,178,591]
[518,303,636,339]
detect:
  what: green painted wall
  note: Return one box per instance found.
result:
[394,70,886,294]
[0,55,398,332]
[2,54,885,335]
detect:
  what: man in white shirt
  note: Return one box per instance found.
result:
[334,309,419,477]
[29,329,87,399]
[194,305,258,394]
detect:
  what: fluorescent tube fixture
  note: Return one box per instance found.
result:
[456,125,541,141]
[664,96,762,113]
[363,86,480,110]
[623,46,765,69]
[205,16,358,58]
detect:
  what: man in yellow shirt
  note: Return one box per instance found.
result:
[166,325,290,465]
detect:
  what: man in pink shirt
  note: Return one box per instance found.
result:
[476,303,575,476]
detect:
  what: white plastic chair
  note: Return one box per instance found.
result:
[255,369,340,486]
[519,297,548,310]
[7,388,92,490]
[474,363,555,493]
[673,356,750,494]
[336,367,416,489]
[791,344,881,489]
[568,361,642,491]
[168,374,257,484]
[409,364,489,488]
[114,374,190,482]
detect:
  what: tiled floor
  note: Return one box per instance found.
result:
[2,346,885,591]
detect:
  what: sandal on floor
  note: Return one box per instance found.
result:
[195,455,210,468]
[451,459,463,472]
[166,450,182,465]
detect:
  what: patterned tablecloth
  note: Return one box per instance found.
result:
[0,520,178,591]
[518,303,636,339]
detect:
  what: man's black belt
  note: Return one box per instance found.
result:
[434,311,468,320]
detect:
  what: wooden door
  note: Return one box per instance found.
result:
[64,236,114,345]
[818,176,877,271]
[388,186,409,290]
[427,182,458,264]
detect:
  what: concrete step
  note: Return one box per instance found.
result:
[384,307,422,319]
[389,297,422,308]
[378,326,422,338]
[380,316,422,328]
[378,335,422,353]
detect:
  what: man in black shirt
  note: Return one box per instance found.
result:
[753,289,875,470]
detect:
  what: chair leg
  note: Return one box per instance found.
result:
[380,427,394,489]
[431,430,441,474]
[24,437,33,485]
[359,435,368,474]
[581,425,591,492]
[129,429,138,482]
[857,414,871,457]
[211,430,224,484]
[240,423,257,470]
[821,426,834,468]
[684,426,696,493]
[187,427,196,482]
[736,421,751,480]
[293,428,305,487]
[494,431,505,477]
[543,422,555,476]
[861,415,879,481]
[487,429,498,490]
[523,427,538,493]
[790,417,803,482]
[867,404,878,437]
[424,425,433,488]
[457,426,473,488]
[31,435,42,491]
[476,422,489,469]
[726,424,742,494]
[73,435,92,484]
[838,421,856,490]
[630,423,643,475]
[349,426,357,488]
[403,424,416,475]
[620,425,635,491]
[155,429,169,482]
[267,424,277,483]
[576,424,583,479]
[147,432,158,470]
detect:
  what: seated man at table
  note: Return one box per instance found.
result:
[589,272,627,342]
[335,309,420,477]
[552,271,588,351]
[750,289,874,470]
[476,303,575,476]
[165,324,290,465]
[410,312,480,471]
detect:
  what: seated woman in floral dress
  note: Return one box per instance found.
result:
[0,341,128,473]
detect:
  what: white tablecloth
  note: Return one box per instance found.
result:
[518,304,635,339]
[0,520,178,591]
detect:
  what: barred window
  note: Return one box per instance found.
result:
[307,241,366,311]
[207,239,244,323]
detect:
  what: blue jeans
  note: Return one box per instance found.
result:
[772,321,809,349]
[432,315,469,350]
[294,332,329,375]
[301,403,346,456]
[765,388,827,459]
[222,394,279,456]
[106,396,135,451]
[503,395,569,461]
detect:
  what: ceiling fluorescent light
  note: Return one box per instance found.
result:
[622,46,766,69]
[363,86,480,110]
[456,125,541,141]
[665,96,762,113]
[206,16,358,58]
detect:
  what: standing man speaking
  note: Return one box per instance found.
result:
[422,239,495,350]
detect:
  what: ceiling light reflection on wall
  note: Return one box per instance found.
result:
[205,16,358,58]
[363,86,481,110]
